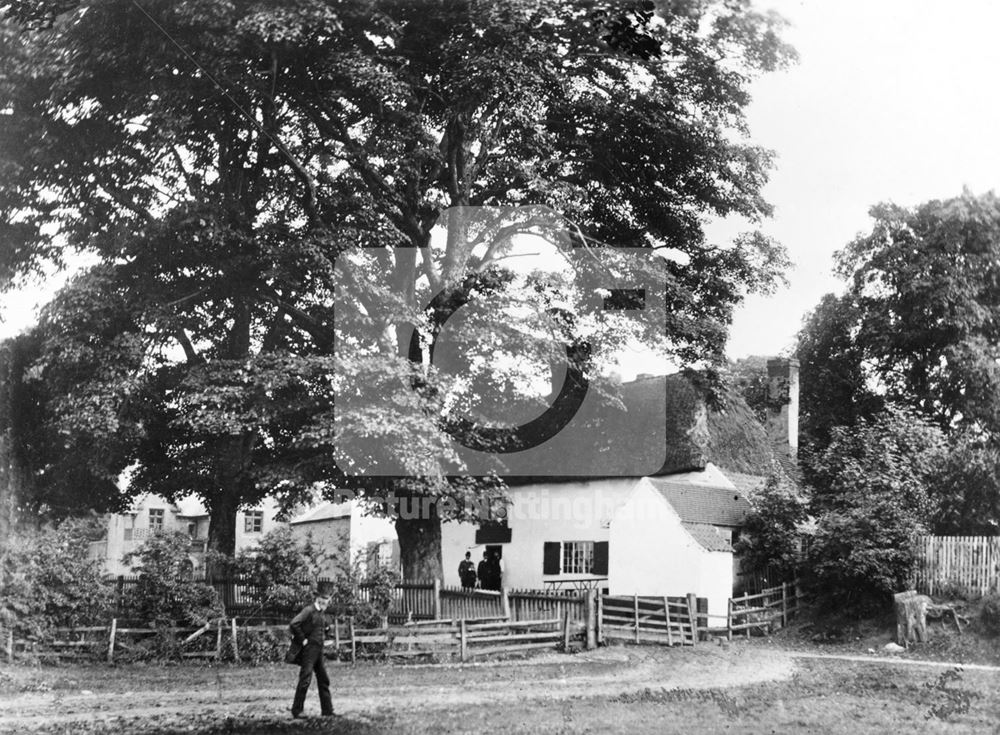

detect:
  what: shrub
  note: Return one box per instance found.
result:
[805,407,945,607]
[980,593,1000,636]
[734,470,807,578]
[0,518,112,639]
[125,532,223,626]
[233,526,339,617]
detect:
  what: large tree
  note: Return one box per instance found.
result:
[0,0,793,576]
[835,191,1000,438]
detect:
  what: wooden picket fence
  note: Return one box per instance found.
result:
[912,535,1000,597]
[598,594,699,646]
[726,581,802,639]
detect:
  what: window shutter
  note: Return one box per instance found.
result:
[593,541,609,575]
[543,542,561,575]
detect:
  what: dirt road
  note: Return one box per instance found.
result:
[0,645,795,733]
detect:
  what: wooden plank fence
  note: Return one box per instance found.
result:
[726,581,802,639]
[599,594,699,646]
[913,535,1000,597]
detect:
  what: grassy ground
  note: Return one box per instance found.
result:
[2,642,999,734]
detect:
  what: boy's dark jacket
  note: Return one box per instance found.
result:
[285,603,327,665]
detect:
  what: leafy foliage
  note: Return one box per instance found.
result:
[734,470,808,578]
[233,526,338,615]
[834,191,1000,438]
[929,437,1000,536]
[0,0,794,576]
[795,293,883,468]
[124,532,223,625]
[806,408,947,606]
[0,518,112,638]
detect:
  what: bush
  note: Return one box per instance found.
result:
[734,470,807,578]
[233,526,337,617]
[805,408,946,607]
[327,562,399,627]
[125,532,223,626]
[0,518,112,639]
[980,594,1000,636]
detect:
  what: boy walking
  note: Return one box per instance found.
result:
[289,587,335,718]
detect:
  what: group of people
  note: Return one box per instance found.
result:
[458,549,504,591]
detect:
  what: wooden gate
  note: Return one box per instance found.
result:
[598,594,698,646]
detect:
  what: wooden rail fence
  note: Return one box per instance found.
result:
[727,581,802,639]
[912,535,1000,597]
[598,594,699,646]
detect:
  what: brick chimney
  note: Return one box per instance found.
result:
[765,358,799,459]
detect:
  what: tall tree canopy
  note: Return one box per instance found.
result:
[835,191,1000,438]
[0,0,793,576]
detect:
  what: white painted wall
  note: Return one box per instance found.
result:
[440,477,734,617]
[610,479,733,617]
[442,478,642,590]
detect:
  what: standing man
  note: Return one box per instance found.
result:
[477,550,491,590]
[289,586,334,719]
[459,551,477,590]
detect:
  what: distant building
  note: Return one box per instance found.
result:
[88,493,399,578]
[289,501,400,578]
[89,494,284,576]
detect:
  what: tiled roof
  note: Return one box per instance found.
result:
[290,502,351,525]
[682,522,732,552]
[725,472,768,499]
[648,477,751,527]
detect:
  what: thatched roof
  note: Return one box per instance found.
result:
[501,372,777,484]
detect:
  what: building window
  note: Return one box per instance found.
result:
[148,508,164,532]
[377,541,393,568]
[244,510,263,533]
[562,541,594,575]
[543,540,608,576]
[187,522,198,538]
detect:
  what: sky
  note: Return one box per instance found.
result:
[5,1,1000,364]
[721,0,1000,358]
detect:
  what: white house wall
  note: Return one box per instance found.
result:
[441,479,641,590]
[611,479,733,617]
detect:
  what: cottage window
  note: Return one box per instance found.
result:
[148,508,164,532]
[244,510,264,533]
[543,540,608,576]
[562,541,594,574]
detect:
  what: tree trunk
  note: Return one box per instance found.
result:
[395,510,443,583]
[205,488,239,581]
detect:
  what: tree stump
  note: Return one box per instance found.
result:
[894,590,929,646]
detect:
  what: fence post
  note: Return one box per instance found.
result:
[633,594,640,644]
[334,618,341,651]
[433,579,442,621]
[686,594,697,645]
[781,582,788,628]
[562,610,571,651]
[350,617,357,664]
[459,619,468,663]
[6,628,14,663]
[663,596,673,646]
[501,588,511,621]
[215,618,223,660]
[231,617,239,662]
[585,590,596,650]
[727,599,733,641]
[107,618,117,664]
[596,591,603,646]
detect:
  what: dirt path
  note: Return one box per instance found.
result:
[791,651,1000,672]
[0,645,795,733]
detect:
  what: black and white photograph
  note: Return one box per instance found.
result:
[2,1,1000,732]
